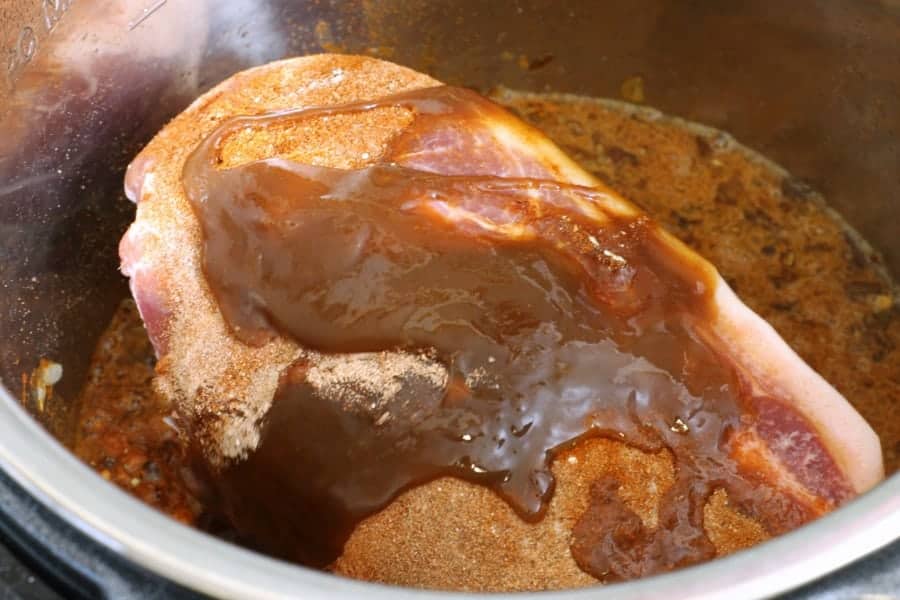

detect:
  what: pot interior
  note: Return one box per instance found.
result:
[0,0,898,595]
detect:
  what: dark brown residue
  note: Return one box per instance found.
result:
[72,300,201,525]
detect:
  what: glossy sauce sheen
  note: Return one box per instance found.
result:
[183,87,813,578]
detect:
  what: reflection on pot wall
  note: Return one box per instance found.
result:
[0,0,209,438]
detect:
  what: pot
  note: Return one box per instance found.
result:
[0,1,898,598]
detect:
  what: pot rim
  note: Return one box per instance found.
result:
[0,385,897,599]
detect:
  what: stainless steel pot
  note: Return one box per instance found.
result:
[1,1,898,598]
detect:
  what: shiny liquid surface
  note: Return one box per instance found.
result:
[183,87,812,577]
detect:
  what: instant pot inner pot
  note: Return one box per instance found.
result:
[0,0,898,595]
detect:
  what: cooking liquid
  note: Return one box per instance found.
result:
[181,86,821,577]
[74,87,900,584]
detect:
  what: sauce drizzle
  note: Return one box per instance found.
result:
[183,86,818,577]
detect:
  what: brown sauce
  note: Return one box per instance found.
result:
[181,86,813,576]
[72,300,201,525]
[495,89,899,473]
[73,87,900,584]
